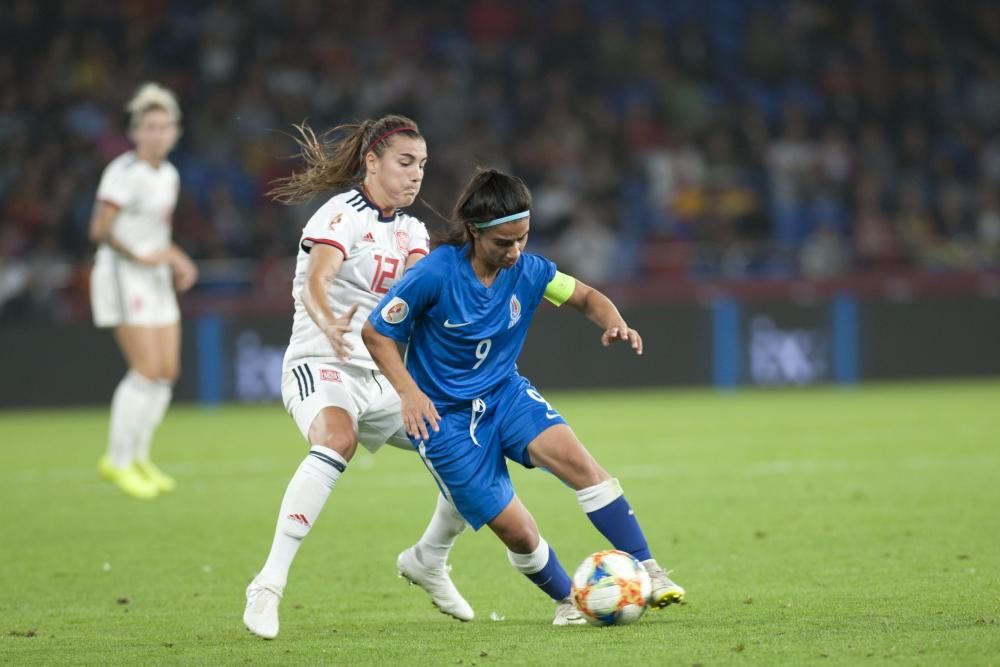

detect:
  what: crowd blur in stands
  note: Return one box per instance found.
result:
[2,0,999,322]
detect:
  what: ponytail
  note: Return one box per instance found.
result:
[269,115,421,205]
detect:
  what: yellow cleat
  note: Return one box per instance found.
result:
[98,457,159,499]
[643,560,686,609]
[97,456,116,481]
[135,460,176,493]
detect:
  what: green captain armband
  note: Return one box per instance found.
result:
[543,271,576,306]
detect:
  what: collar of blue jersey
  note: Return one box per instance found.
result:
[474,210,530,229]
[351,187,399,223]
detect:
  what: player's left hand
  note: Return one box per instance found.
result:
[170,248,199,293]
[601,324,643,355]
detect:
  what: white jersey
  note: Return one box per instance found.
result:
[93,150,179,266]
[284,188,430,371]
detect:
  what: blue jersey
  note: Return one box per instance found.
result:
[368,244,557,411]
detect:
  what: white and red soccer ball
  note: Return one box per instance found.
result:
[571,549,651,626]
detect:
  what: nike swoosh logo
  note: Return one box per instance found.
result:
[443,320,471,328]
[545,411,560,420]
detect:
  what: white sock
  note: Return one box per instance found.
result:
[106,371,157,468]
[575,477,623,512]
[135,380,172,462]
[256,446,347,588]
[507,537,549,575]
[412,493,467,570]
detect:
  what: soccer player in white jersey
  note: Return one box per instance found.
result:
[89,83,198,500]
[243,115,472,639]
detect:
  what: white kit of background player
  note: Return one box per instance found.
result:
[89,82,198,500]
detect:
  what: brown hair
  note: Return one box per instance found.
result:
[438,168,533,247]
[268,114,421,205]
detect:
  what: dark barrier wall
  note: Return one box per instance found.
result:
[1,295,998,407]
[0,323,202,408]
[860,297,1000,379]
[519,303,714,390]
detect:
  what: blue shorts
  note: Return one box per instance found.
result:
[410,374,567,530]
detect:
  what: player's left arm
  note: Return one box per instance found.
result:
[404,221,430,270]
[549,272,643,355]
[404,251,425,270]
[167,242,198,293]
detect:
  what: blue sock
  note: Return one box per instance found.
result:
[586,495,652,561]
[524,546,572,601]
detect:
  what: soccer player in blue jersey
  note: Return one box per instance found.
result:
[362,168,685,625]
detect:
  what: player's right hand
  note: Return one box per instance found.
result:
[324,303,359,362]
[399,387,440,441]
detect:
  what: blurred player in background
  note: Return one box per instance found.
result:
[363,169,686,625]
[243,115,472,640]
[89,83,197,499]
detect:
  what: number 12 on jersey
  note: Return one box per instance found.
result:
[371,254,400,294]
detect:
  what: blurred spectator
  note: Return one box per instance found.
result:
[976,183,1000,265]
[555,207,618,285]
[1,0,998,323]
[852,174,899,271]
[800,223,849,279]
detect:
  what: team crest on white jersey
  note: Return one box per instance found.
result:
[328,213,343,230]
[508,294,522,328]
[381,296,409,324]
[395,230,410,255]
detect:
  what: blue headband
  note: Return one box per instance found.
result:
[474,210,530,229]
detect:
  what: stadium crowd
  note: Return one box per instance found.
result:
[1,0,999,323]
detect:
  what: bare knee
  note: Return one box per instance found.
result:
[504,529,539,555]
[307,416,358,461]
[160,363,180,384]
[129,364,159,382]
[565,458,609,490]
[541,449,609,490]
[491,518,539,554]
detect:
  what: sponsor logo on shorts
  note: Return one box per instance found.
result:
[320,368,341,383]
[381,296,409,324]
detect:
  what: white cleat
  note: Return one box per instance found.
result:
[553,597,587,625]
[397,546,474,621]
[642,559,686,608]
[244,580,283,639]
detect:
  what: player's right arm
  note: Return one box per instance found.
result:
[91,157,172,266]
[88,200,166,265]
[362,321,440,440]
[303,243,357,362]
[362,254,444,440]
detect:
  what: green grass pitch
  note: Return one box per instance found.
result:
[1,380,998,665]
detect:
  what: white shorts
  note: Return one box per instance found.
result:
[90,257,179,328]
[281,359,412,454]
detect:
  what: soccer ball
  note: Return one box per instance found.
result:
[571,549,651,626]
